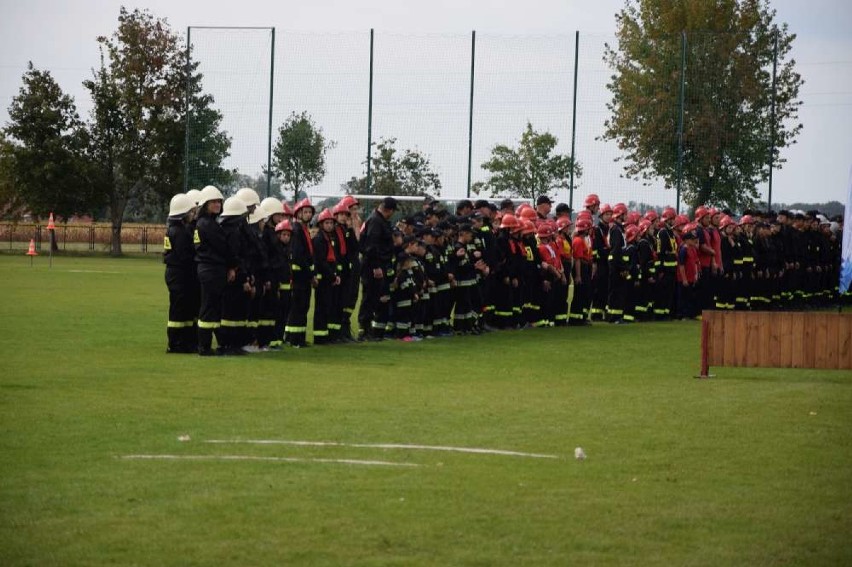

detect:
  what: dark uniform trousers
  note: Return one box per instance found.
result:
[166,266,199,352]
[197,265,226,353]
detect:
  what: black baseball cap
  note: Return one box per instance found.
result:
[536,195,552,205]
[381,197,398,211]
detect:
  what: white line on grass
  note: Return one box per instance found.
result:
[204,440,560,459]
[67,270,123,274]
[119,454,420,467]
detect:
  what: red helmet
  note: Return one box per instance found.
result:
[536,225,554,238]
[294,198,314,215]
[694,205,710,221]
[625,211,641,226]
[521,220,536,235]
[338,195,360,210]
[672,214,689,229]
[282,202,294,216]
[719,215,734,229]
[519,207,538,221]
[316,208,334,223]
[556,217,573,231]
[515,203,533,215]
[274,219,293,232]
[638,219,652,234]
[612,203,628,218]
[332,202,351,216]
[739,214,755,225]
[643,210,658,222]
[661,206,676,221]
[683,222,698,233]
[575,219,592,232]
[625,225,640,243]
[500,214,520,230]
[599,203,613,215]
[576,210,593,222]
[584,193,600,208]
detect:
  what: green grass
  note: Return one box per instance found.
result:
[1,255,851,566]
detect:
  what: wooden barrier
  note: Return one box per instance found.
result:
[700,311,852,376]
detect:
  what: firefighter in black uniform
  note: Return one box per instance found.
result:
[286,198,317,348]
[591,203,613,320]
[218,197,252,354]
[334,199,360,342]
[193,186,232,356]
[358,197,398,341]
[312,208,342,344]
[269,219,292,349]
[655,207,678,319]
[607,203,628,323]
[164,193,198,353]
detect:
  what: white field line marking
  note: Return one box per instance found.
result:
[119,454,420,467]
[67,270,123,274]
[204,440,560,459]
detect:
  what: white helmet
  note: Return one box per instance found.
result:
[199,185,224,206]
[248,207,270,224]
[221,196,248,217]
[260,197,284,217]
[168,193,194,217]
[236,187,261,207]
[185,188,202,207]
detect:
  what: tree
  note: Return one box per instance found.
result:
[3,63,97,220]
[479,122,580,202]
[345,137,442,197]
[84,7,230,254]
[603,0,803,209]
[272,111,335,202]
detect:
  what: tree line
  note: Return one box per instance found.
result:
[1,1,802,254]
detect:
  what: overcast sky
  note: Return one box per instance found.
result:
[2,0,850,207]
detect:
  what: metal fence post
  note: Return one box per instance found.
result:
[675,31,687,214]
[768,31,778,211]
[267,27,276,198]
[466,31,476,199]
[366,29,375,194]
[183,26,191,194]
[569,30,579,210]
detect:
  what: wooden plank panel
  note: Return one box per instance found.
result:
[840,315,852,370]
[814,314,829,369]
[790,315,805,369]
[709,311,725,366]
[825,315,840,370]
[723,311,737,366]
[734,312,749,367]
[777,313,793,368]
[745,312,761,367]
[802,314,817,369]
[758,312,772,367]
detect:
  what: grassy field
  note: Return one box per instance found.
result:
[1,254,851,566]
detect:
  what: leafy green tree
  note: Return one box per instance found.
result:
[479,122,580,202]
[603,0,803,209]
[3,63,97,220]
[272,111,335,202]
[346,137,442,197]
[85,7,230,254]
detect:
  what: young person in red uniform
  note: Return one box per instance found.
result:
[676,226,701,319]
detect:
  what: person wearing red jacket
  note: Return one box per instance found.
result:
[537,224,564,327]
[677,227,701,319]
[569,219,595,325]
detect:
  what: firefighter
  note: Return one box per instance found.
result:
[655,207,678,319]
[635,220,657,321]
[312,208,342,344]
[235,188,262,349]
[621,224,641,323]
[718,215,738,310]
[737,215,756,310]
[218,196,252,355]
[270,219,293,349]
[286,198,317,348]
[164,193,198,353]
[607,203,628,323]
[448,224,478,334]
[569,218,595,325]
[334,198,360,342]
[591,202,612,321]
[676,227,701,319]
[554,217,573,326]
[245,202,272,350]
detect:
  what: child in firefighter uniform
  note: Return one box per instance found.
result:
[164,193,198,353]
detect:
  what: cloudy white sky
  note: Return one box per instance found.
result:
[1,0,850,207]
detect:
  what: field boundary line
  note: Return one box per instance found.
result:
[119,454,421,467]
[205,439,561,459]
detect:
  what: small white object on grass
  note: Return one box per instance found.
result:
[574,447,586,460]
[178,435,191,442]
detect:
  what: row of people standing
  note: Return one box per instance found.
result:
[164,188,845,354]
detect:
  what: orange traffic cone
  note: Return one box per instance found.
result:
[26,239,38,256]
[47,212,56,231]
